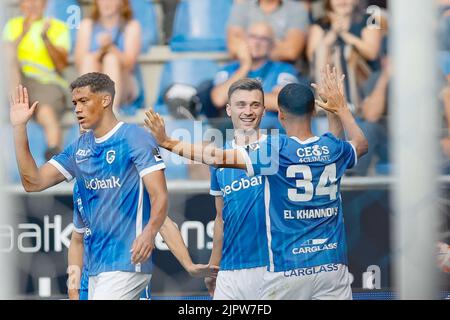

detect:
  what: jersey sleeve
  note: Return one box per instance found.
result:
[72,184,85,234]
[128,126,166,178]
[341,140,358,169]
[49,142,77,181]
[209,167,222,196]
[237,135,283,177]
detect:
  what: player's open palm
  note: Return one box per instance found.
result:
[145,109,169,147]
[9,85,38,127]
[312,65,346,115]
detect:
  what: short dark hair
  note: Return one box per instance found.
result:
[278,83,315,116]
[228,78,264,103]
[70,72,116,101]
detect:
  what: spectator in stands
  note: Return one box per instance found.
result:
[348,38,389,176]
[227,0,309,63]
[74,0,141,113]
[211,22,301,130]
[307,0,383,114]
[3,0,70,160]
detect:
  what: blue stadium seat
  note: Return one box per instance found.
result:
[170,0,233,52]
[130,0,160,52]
[162,119,211,180]
[154,59,219,115]
[45,0,81,53]
[63,123,80,148]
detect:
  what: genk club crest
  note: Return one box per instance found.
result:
[106,150,116,164]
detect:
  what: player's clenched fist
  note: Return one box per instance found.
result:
[131,229,156,264]
[145,109,169,147]
[9,85,39,127]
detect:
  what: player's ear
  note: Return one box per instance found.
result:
[226,104,232,117]
[102,94,112,109]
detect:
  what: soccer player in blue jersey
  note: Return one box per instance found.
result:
[145,66,368,300]
[10,72,168,300]
[206,79,269,300]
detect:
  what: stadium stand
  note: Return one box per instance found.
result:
[130,0,160,51]
[170,0,233,52]
[45,0,81,53]
[153,59,220,115]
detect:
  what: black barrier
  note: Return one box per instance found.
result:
[2,187,449,298]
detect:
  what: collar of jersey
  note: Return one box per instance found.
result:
[94,122,124,144]
[231,134,268,149]
[290,136,320,145]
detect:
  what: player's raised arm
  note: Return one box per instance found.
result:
[159,217,219,278]
[314,65,369,158]
[144,110,248,170]
[10,85,66,192]
[312,67,345,139]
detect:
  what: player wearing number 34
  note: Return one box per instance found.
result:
[145,66,368,300]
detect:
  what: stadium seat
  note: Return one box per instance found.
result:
[154,59,219,115]
[45,0,81,53]
[63,123,80,148]
[170,0,233,52]
[162,119,211,180]
[130,0,160,52]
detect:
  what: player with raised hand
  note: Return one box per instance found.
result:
[145,65,368,299]
[11,72,167,300]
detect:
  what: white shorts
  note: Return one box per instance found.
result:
[214,267,266,300]
[259,264,352,300]
[88,271,152,300]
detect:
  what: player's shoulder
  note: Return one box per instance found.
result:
[318,133,352,152]
[121,123,151,137]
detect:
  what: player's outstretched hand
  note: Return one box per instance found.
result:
[145,109,169,147]
[187,264,219,278]
[204,276,217,298]
[131,230,155,265]
[311,64,347,115]
[9,85,38,127]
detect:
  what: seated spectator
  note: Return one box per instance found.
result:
[227,0,309,62]
[307,0,383,114]
[74,0,141,113]
[349,41,389,176]
[211,22,301,130]
[3,0,70,160]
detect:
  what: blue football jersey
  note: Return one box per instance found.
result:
[240,133,357,272]
[210,138,269,271]
[51,122,166,276]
